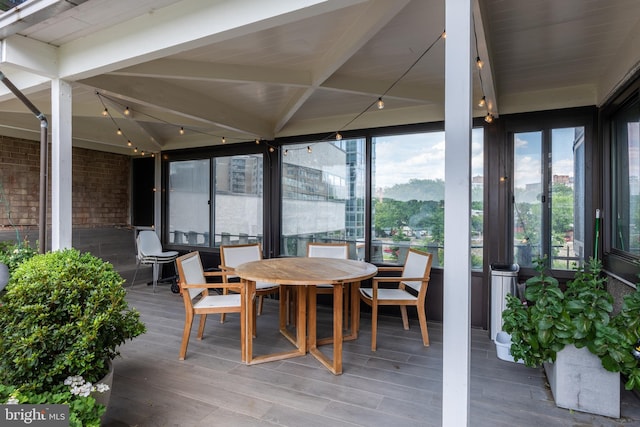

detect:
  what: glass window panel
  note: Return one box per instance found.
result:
[613,100,640,256]
[168,159,210,245]
[280,139,365,258]
[371,129,484,267]
[214,155,264,246]
[551,127,584,270]
[513,131,543,267]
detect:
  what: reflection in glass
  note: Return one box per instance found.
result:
[280,139,365,258]
[371,129,484,267]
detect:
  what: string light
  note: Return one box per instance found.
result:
[124,106,130,116]
[102,108,108,117]
[284,149,288,156]
[441,31,446,39]
[269,146,275,153]
[336,132,342,141]
[116,128,122,136]
[127,140,132,147]
[476,56,483,69]
[134,147,138,153]
[377,97,384,110]
[307,146,312,153]
[484,113,493,123]
[478,96,486,107]
[255,138,260,145]
[179,127,184,135]
[221,136,226,144]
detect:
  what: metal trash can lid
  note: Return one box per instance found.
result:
[490,263,520,273]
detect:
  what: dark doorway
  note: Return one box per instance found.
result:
[131,157,154,226]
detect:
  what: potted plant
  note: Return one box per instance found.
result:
[502,257,640,417]
[0,248,146,425]
[0,239,37,291]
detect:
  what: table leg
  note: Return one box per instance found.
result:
[309,282,343,375]
[243,279,256,363]
[345,280,361,340]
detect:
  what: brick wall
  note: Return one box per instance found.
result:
[0,136,130,229]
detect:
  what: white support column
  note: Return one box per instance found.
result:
[154,153,162,237]
[442,0,472,426]
[51,79,73,250]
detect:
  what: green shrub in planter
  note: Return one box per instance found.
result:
[502,257,640,391]
[0,249,146,393]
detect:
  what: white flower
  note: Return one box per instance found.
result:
[94,383,110,393]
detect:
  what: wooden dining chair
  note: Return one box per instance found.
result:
[305,242,350,329]
[359,248,433,351]
[219,243,279,326]
[175,251,244,361]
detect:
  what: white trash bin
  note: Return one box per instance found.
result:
[490,263,519,341]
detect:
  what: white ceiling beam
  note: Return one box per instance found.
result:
[274,0,411,133]
[83,74,274,138]
[0,68,50,100]
[322,74,444,104]
[111,59,312,87]
[473,0,498,117]
[1,36,58,78]
[57,0,367,81]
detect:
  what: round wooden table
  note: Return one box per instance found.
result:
[235,257,377,375]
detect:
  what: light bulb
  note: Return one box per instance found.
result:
[179,127,184,135]
[485,113,493,123]
[256,139,260,145]
[124,107,130,116]
[336,132,342,141]
[269,147,275,153]
[476,57,484,69]
[284,149,288,156]
[377,97,384,110]
[127,140,132,147]
[441,31,446,39]
[116,128,122,136]
[134,147,138,153]
[478,96,486,107]
[102,108,108,116]
[221,137,226,144]
[307,146,312,153]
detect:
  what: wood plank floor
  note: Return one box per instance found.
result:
[103,284,640,427]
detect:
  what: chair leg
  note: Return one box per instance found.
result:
[257,295,264,315]
[179,312,194,361]
[152,262,159,292]
[130,260,140,288]
[400,305,409,330]
[371,301,378,351]
[417,306,429,346]
[197,314,207,339]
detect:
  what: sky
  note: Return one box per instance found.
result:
[373,128,484,189]
[515,127,579,187]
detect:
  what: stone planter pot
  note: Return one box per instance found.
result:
[0,262,9,292]
[543,344,620,418]
[91,360,114,418]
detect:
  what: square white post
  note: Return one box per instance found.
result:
[442,0,472,425]
[51,79,73,250]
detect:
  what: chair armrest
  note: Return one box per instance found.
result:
[203,271,227,278]
[180,282,243,291]
[218,265,236,272]
[376,266,403,272]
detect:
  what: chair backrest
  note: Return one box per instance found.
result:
[402,248,433,294]
[220,243,263,278]
[137,230,164,257]
[176,251,207,300]
[307,242,349,259]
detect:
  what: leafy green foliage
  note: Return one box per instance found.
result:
[502,257,640,390]
[0,249,146,393]
[0,382,106,427]
[0,239,37,274]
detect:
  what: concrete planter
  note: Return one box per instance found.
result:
[544,344,620,418]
